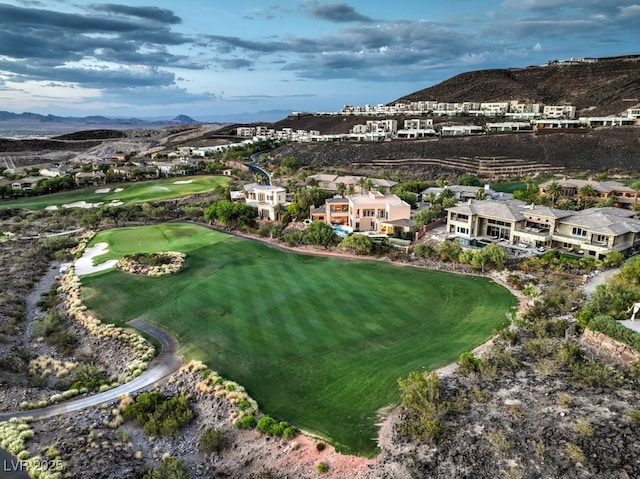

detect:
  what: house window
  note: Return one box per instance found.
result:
[571,227,587,237]
[456,226,469,235]
[363,209,375,217]
[594,234,607,244]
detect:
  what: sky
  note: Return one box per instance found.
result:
[0,0,639,120]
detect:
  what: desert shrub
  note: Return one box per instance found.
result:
[282,231,304,247]
[32,311,65,337]
[556,392,574,408]
[48,331,78,355]
[316,462,328,473]
[315,442,325,451]
[572,418,594,437]
[487,428,513,454]
[142,457,189,479]
[486,348,519,372]
[625,409,640,422]
[457,352,482,377]
[556,342,581,366]
[495,326,518,346]
[70,362,108,391]
[199,428,229,454]
[564,443,585,463]
[413,243,435,259]
[569,360,625,388]
[122,392,194,436]
[397,370,453,444]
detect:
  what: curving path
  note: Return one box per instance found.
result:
[0,320,181,422]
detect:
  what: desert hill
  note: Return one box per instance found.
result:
[394,55,640,117]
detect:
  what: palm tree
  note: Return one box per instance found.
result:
[336,182,347,197]
[357,177,367,194]
[273,203,287,222]
[544,180,562,206]
[346,184,356,196]
[577,184,597,208]
[364,178,375,192]
[475,188,487,200]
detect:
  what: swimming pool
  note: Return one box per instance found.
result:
[332,225,352,237]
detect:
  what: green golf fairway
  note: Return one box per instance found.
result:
[0,175,229,210]
[81,223,517,456]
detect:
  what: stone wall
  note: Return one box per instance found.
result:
[581,328,640,369]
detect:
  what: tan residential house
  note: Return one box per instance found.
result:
[313,191,413,235]
[538,178,639,208]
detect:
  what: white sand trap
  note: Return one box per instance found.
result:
[62,201,95,209]
[114,188,124,192]
[75,242,118,276]
[45,205,59,211]
[151,186,171,191]
[109,200,124,206]
[95,188,110,193]
[173,180,194,184]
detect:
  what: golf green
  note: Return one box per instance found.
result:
[0,175,229,210]
[81,223,517,456]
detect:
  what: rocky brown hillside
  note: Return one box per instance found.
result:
[395,55,640,117]
[270,127,640,179]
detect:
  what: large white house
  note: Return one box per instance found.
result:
[243,184,288,221]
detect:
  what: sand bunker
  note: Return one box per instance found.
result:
[74,242,117,276]
[109,200,124,206]
[45,205,59,211]
[62,201,103,209]
[95,188,110,194]
[151,186,171,192]
[173,180,194,184]
[114,188,124,192]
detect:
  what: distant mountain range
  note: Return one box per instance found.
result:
[0,109,292,137]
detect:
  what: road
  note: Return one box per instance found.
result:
[0,320,182,478]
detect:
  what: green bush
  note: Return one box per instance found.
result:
[255,416,296,437]
[588,315,640,352]
[569,360,625,388]
[199,428,229,454]
[142,457,189,479]
[315,442,326,451]
[235,415,256,429]
[457,352,482,376]
[316,462,328,473]
[122,392,194,436]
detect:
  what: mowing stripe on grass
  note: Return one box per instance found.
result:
[81,223,517,456]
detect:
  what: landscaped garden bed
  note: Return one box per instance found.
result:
[116,251,186,277]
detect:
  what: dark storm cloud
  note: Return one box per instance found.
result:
[0,2,197,89]
[89,3,182,24]
[304,2,374,23]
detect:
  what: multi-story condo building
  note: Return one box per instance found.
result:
[542,105,577,119]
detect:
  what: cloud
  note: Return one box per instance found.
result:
[303,2,374,23]
[0,2,198,91]
[88,4,182,24]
